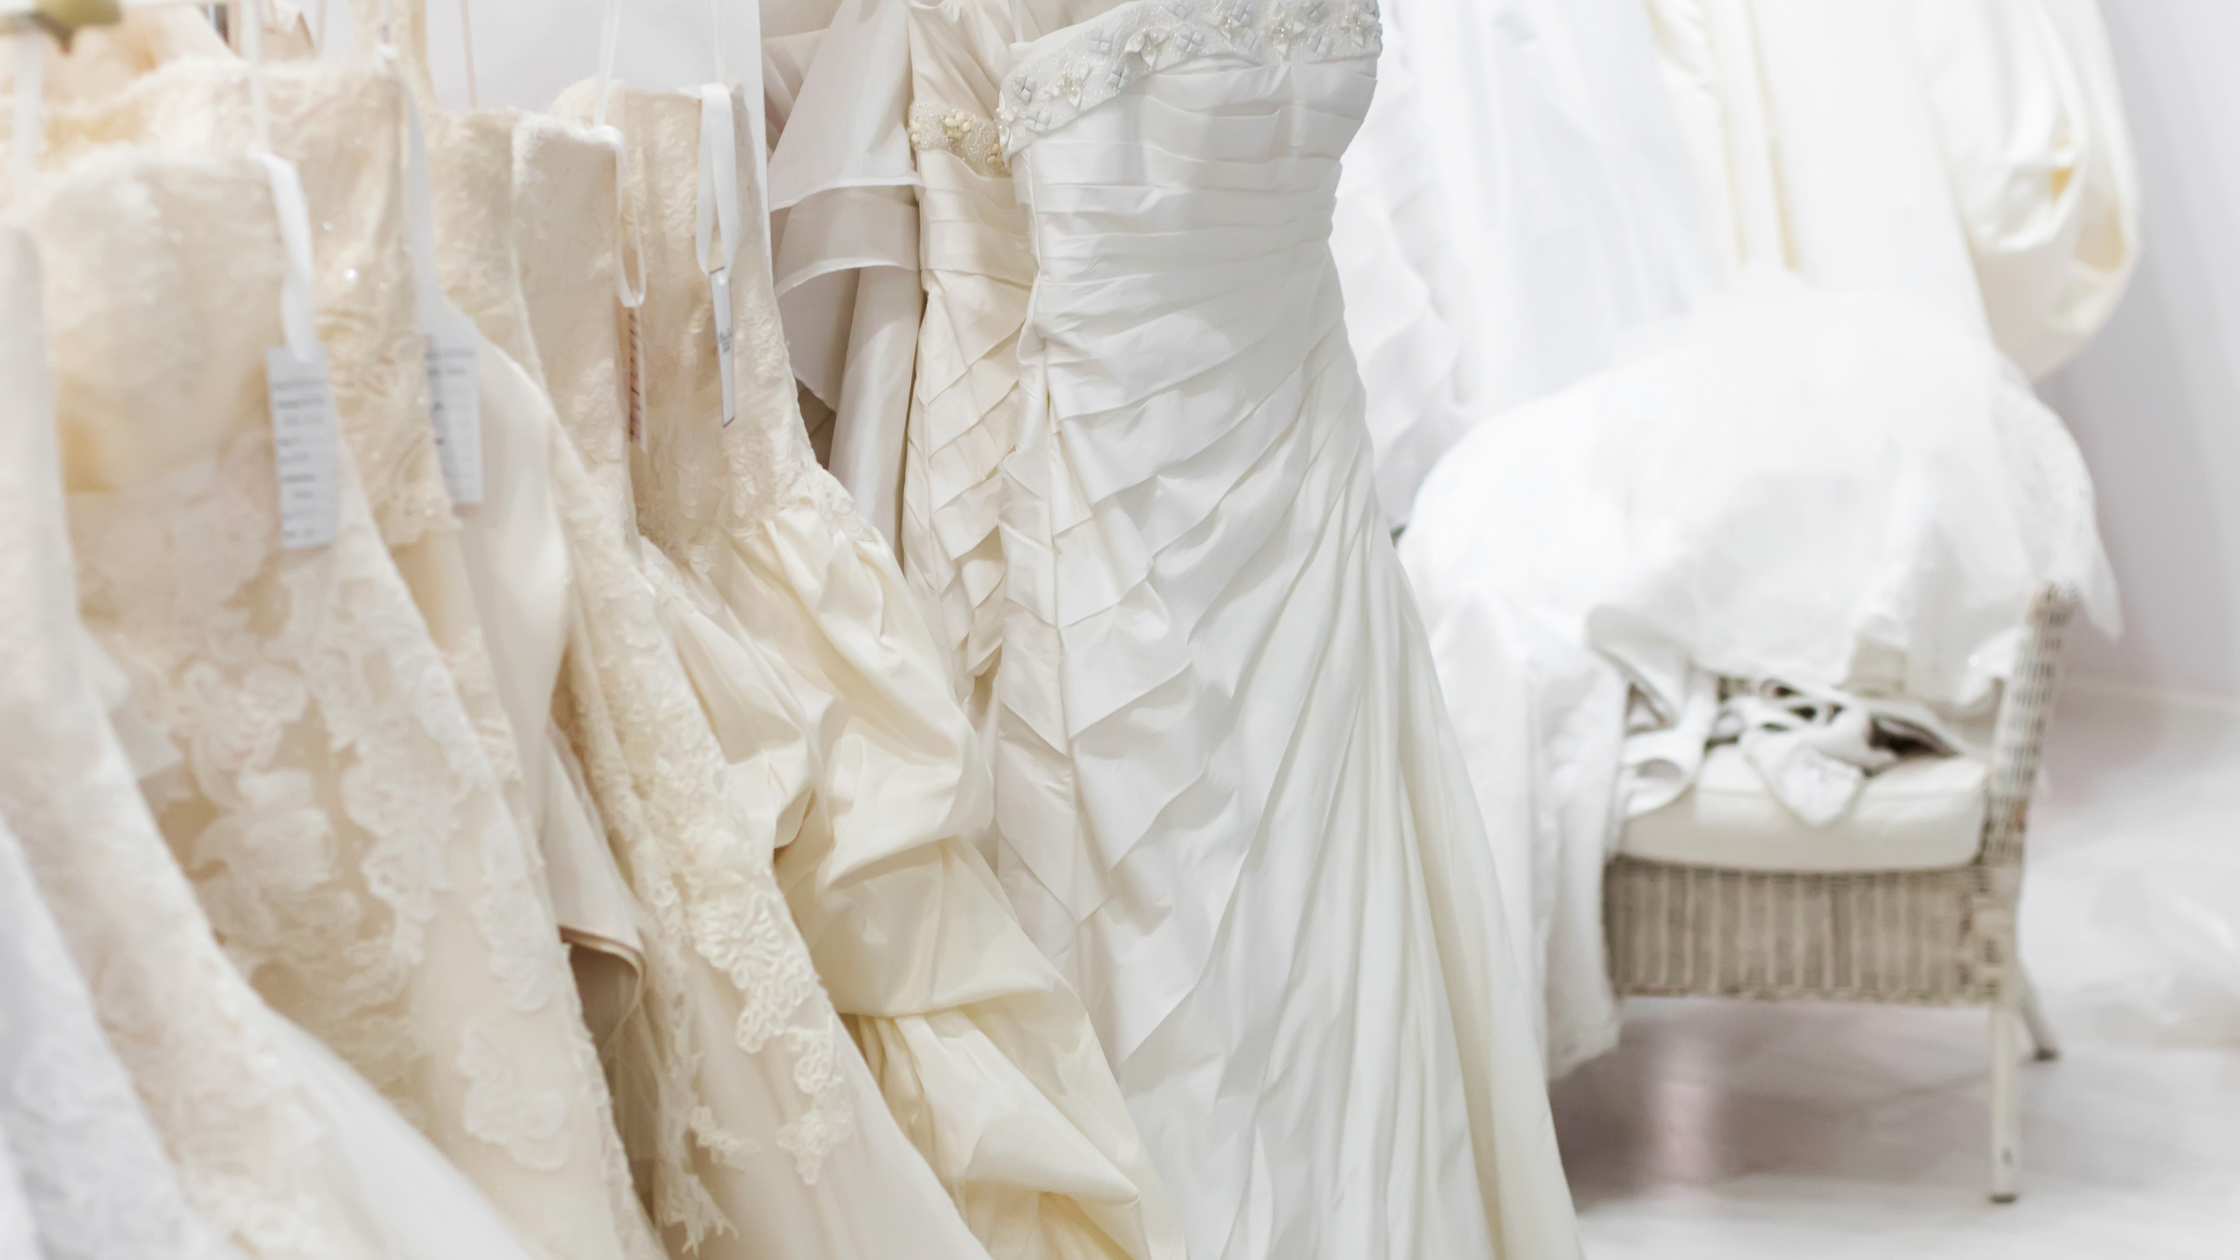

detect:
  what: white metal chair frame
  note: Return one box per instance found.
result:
[1603,585,2076,1203]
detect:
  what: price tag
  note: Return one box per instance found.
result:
[710,266,735,427]
[424,313,483,506]
[267,344,340,550]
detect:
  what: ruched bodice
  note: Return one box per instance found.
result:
[900,0,1035,724]
[990,5,1584,1258]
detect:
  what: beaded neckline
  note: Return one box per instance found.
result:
[996,0,1380,155]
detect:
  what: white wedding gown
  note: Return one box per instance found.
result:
[0,803,235,1260]
[1331,0,1715,525]
[1402,0,2129,1079]
[989,4,1581,1257]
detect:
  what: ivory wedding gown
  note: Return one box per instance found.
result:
[0,193,586,1260]
[514,96,1007,1260]
[31,53,656,1260]
[897,0,1033,727]
[988,4,1580,1256]
[542,77,1181,1260]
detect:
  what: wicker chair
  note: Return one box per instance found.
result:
[1602,585,2076,1203]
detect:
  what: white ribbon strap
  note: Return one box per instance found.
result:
[400,84,446,328]
[590,124,647,310]
[695,85,741,281]
[260,153,323,363]
[696,84,740,425]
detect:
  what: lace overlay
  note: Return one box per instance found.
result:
[578,84,859,1177]
[40,142,645,1260]
[520,99,851,1229]
[0,216,380,1260]
[908,101,1009,177]
[998,0,1381,149]
[548,438,849,1228]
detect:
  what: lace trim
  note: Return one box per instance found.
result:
[997,0,1381,152]
[909,102,1009,178]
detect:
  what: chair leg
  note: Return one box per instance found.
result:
[2018,967,2060,1061]
[1990,1000,2021,1203]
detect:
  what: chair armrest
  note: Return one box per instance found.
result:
[1979,586,2080,873]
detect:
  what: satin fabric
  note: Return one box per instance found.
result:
[897,0,1035,730]
[995,21,1581,1258]
[766,0,924,548]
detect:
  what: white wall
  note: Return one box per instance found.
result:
[2042,0,2240,701]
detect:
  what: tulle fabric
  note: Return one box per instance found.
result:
[993,22,1582,1258]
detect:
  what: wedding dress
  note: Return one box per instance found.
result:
[988,4,1581,1256]
[0,1126,30,1260]
[514,94,995,1259]
[555,77,1182,1260]
[0,801,235,1260]
[0,195,571,1260]
[31,55,656,1260]
[764,0,922,548]
[0,204,383,1260]
[897,0,1032,725]
[1404,0,2124,1082]
[1642,0,2138,376]
[369,0,651,1008]
[0,211,234,1260]
[1331,0,1714,524]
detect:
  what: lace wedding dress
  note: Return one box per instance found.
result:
[549,79,1182,1260]
[989,3,1582,1256]
[369,0,652,994]
[0,197,576,1260]
[0,219,236,1260]
[514,97,999,1259]
[31,55,656,1260]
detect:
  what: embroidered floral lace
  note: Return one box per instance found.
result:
[998,0,1381,149]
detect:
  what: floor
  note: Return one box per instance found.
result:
[1551,681,2240,1257]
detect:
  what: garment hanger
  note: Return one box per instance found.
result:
[1,0,120,50]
